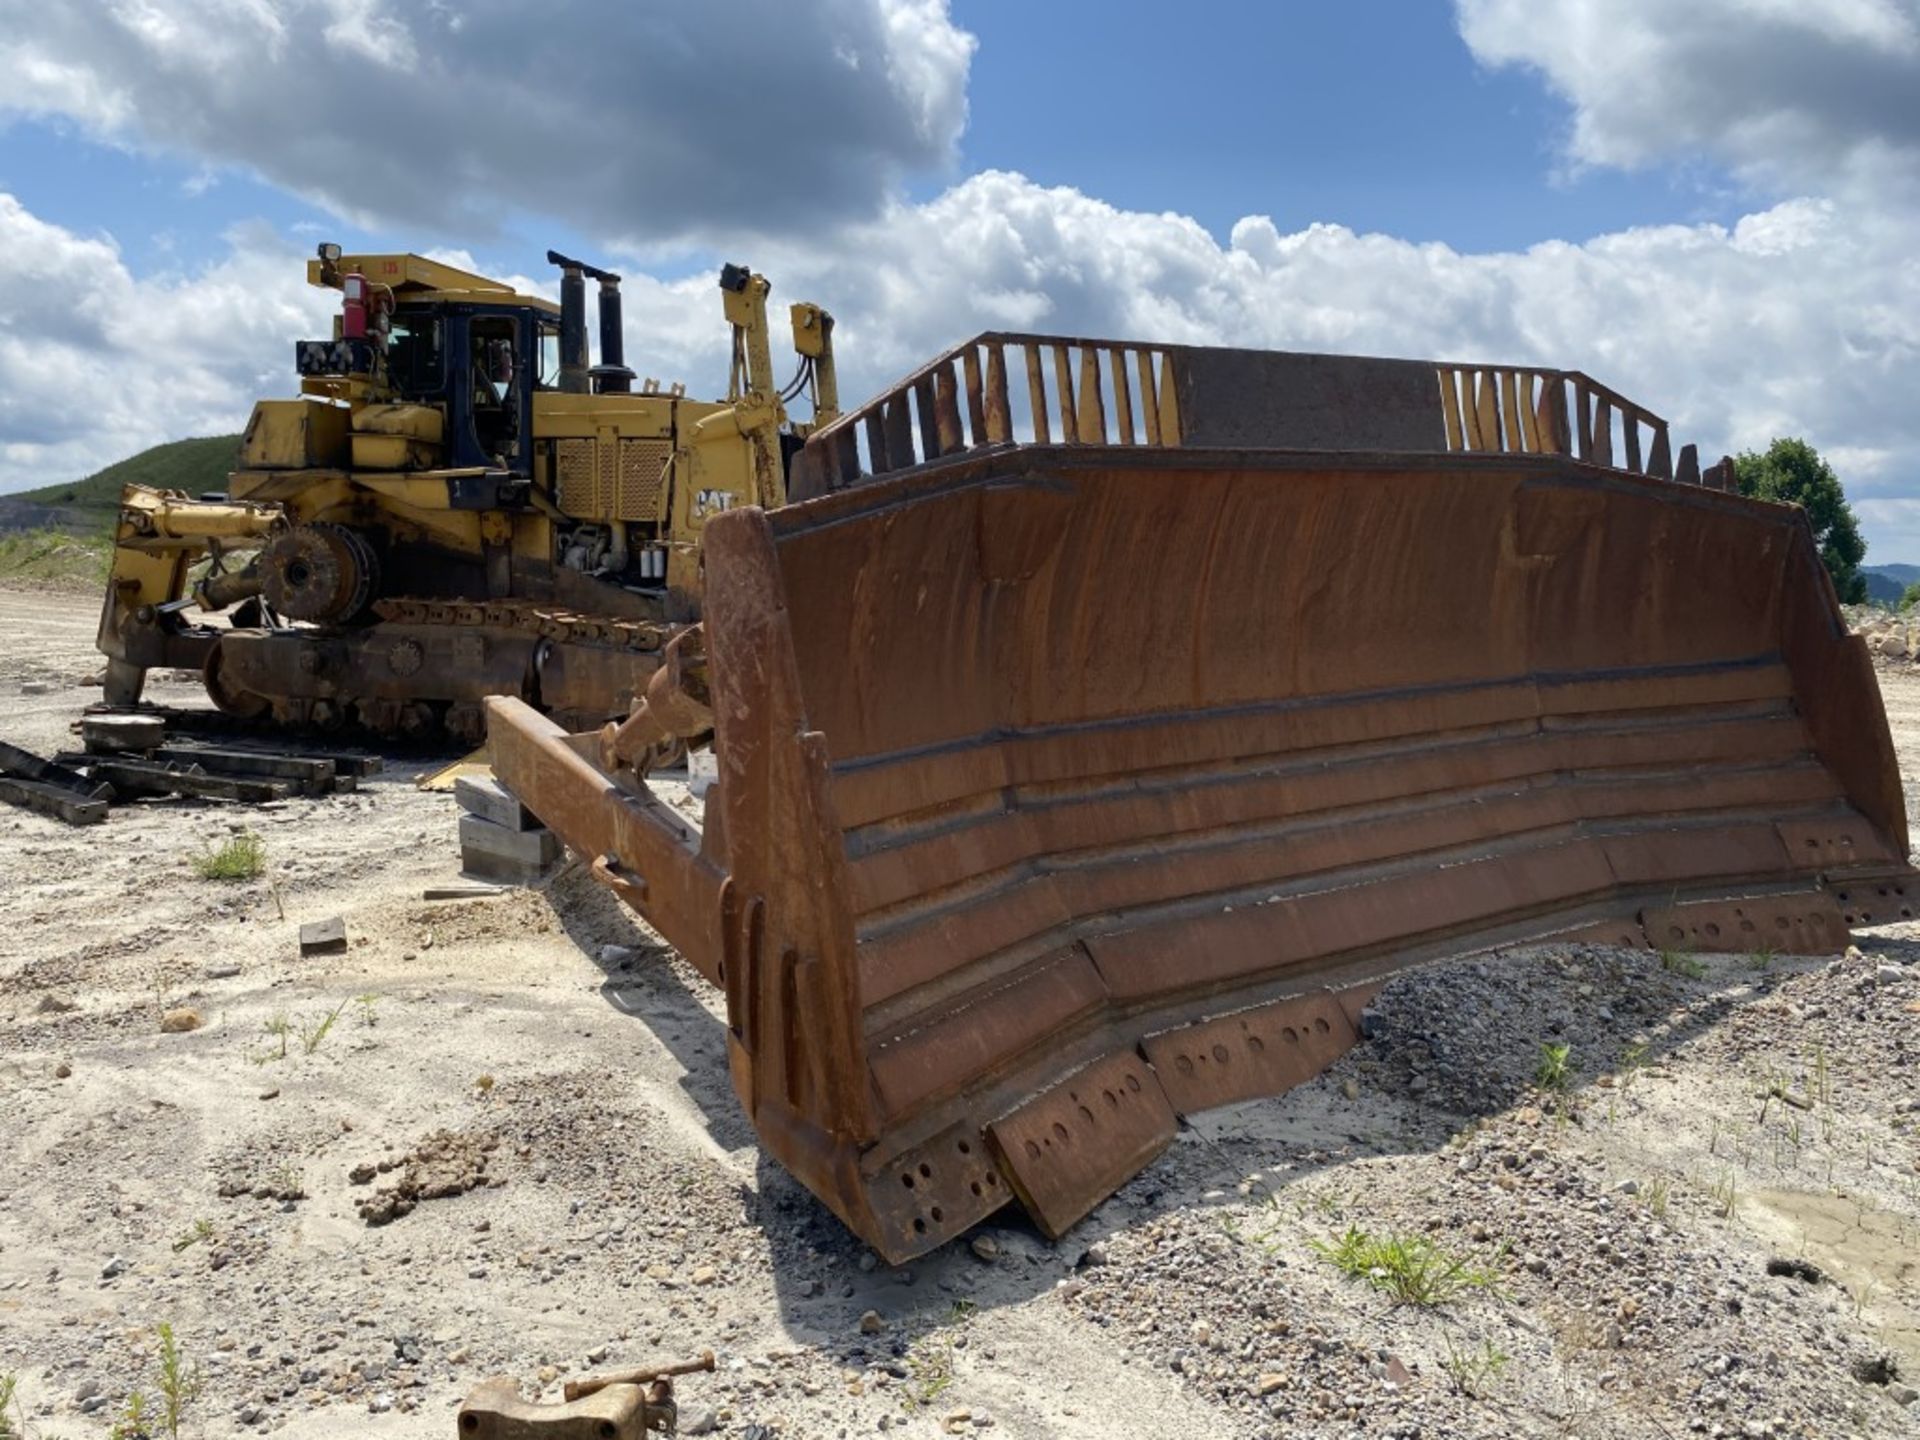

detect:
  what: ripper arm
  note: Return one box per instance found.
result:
[97,484,279,705]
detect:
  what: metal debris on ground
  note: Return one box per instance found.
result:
[0,738,113,825]
[457,1351,715,1438]
[2,711,384,814]
[58,753,292,803]
[146,744,347,794]
[418,747,492,792]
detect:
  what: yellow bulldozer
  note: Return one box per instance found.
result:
[96,244,838,742]
[92,244,1914,1267]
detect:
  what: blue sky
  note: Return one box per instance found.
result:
[1,1,1915,556]
[0,2,1745,274]
[949,0,1743,250]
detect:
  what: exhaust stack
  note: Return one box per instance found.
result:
[593,275,635,395]
[549,252,591,395]
[548,248,634,395]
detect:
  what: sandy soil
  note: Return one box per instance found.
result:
[1,581,1917,1440]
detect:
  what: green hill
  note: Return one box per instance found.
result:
[6,434,242,527]
[0,434,243,586]
[1861,564,1920,609]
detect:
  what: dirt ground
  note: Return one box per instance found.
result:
[2,580,1917,1440]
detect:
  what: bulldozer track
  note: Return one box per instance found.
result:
[147,596,686,746]
[369,595,680,655]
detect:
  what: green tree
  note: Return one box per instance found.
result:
[1732,438,1868,603]
[1901,581,1920,614]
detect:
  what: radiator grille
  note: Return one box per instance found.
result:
[555,437,671,520]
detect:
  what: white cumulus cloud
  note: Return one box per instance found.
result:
[2,0,1918,559]
[0,0,976,245]
[0,196,330,490]
[1456,0,1920,204]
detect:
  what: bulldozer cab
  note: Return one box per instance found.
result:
[385,300,561,474]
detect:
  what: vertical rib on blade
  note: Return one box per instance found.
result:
[493,445,1913,1263]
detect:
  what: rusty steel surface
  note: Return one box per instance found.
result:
[790,332,1677,503]
[491,348,1911,1264]
[456,1350,711,1438]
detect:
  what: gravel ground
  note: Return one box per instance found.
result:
[1,581,1917,1440]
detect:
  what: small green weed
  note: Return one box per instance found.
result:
[1311,1225,1502,1308]
[1617,1040,1650,1089]
[1708,1169,1740,1219]
[354,993,381,1028]
[169,1219,214,1254]
[108,1390,151,1440]
[901,1315,969,1411]
[902,1344,954,1409]
[254,1013,292,1065]
[1439,1334,1509,1397]
[1644,1176,1671,1220]
[298,999,350,1055]
[154,1323,198,1439]
[1535,1042,1575,1092]
[3,1369,75,1440]
[1660,948,1706,979]
[192,832,265,881]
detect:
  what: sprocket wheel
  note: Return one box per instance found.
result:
[261,523,380,623]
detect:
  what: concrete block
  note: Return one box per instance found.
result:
[459,813,560,867]
[687,745,718,800]
[458,852,549,887]
[299,915,347,956]
[81,713,165,754]
[454,774,537,831]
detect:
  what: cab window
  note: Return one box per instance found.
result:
[388,311,445,395]
[536,323,562,391]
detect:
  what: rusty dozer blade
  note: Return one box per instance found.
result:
[489,339,1913,1264]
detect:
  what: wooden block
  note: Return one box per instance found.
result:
[81,714,166,754]
[299,916,347,956]
[0,776,108,825]
[455,774,537,831]
[459,813,560,867]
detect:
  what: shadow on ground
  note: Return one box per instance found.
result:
[537,858,1868,1343]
